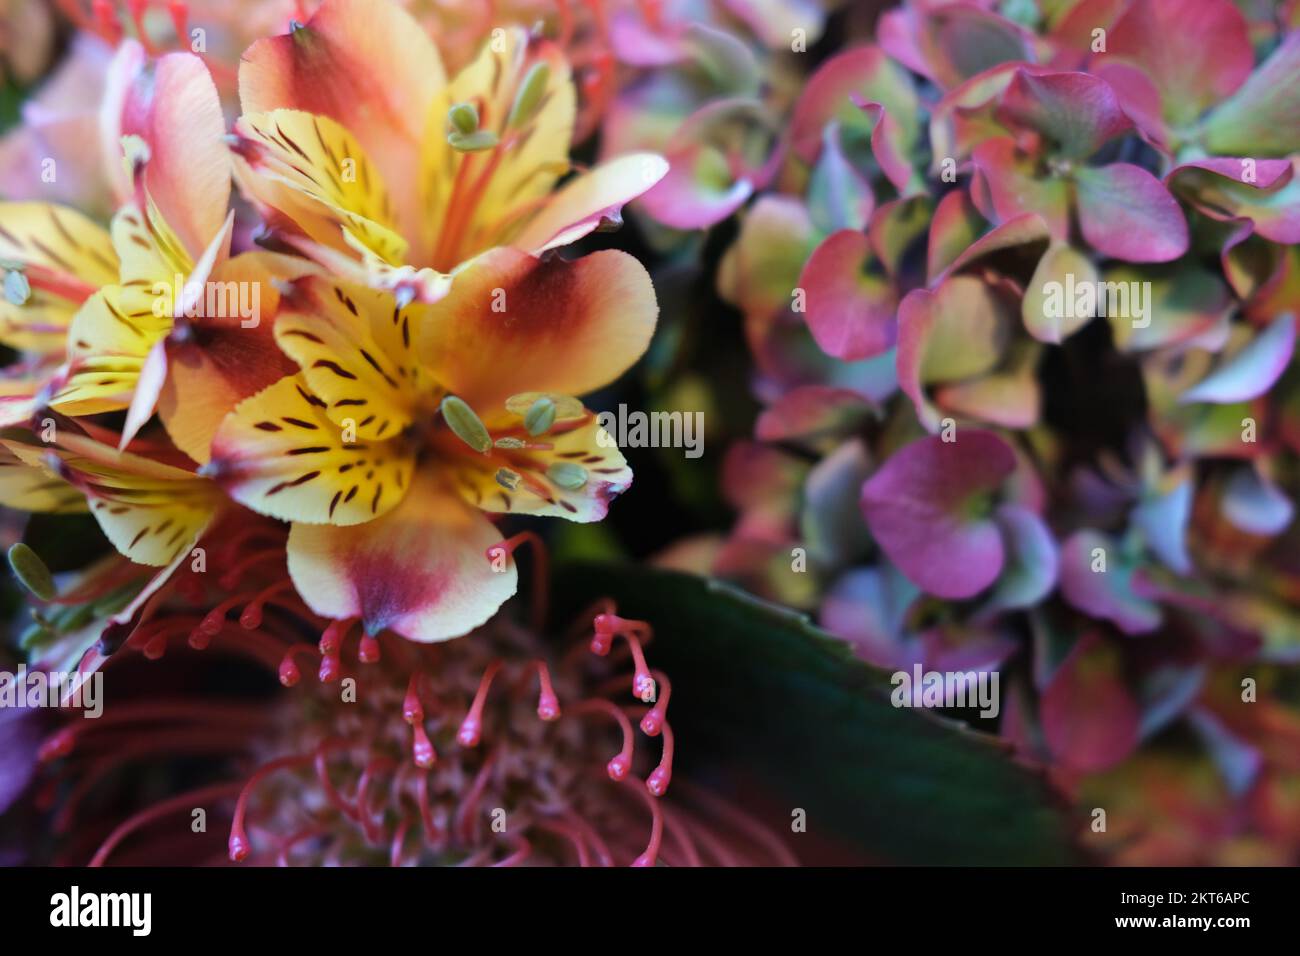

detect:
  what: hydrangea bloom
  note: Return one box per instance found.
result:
[699,0,1300,863]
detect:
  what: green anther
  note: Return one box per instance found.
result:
[495,467,521,491]
[546,461,588,490]
[8,542,55,600]
[441,395,492,453]
[494,437,527,449]
[523,396,557,436]
[448,130,500,152]
[449,102,479,136]
[508,62,551,129]
[4,269,30,306]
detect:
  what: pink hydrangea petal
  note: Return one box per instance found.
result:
[1106,0,1253,126]
[860,430,1016,599]
[1201,31,1300,156]
[1222,466,1295,536]
[980,504,1058,614]
[798,229,897,361]
[755,385,877,444]
[1090,60,1168,148]
[1203,33,1300,156]
[971,137,1071,238]
[1040,633,1141,772]
[927,189,986,282]
[996,69,1131,159]
[790,45,919,165]
[1180,313,1296,405]
[821,565,921,669]
[1073,162,1189,263]
[1058,529,1162,634]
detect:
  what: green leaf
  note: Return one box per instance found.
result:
[554,563,1078,864]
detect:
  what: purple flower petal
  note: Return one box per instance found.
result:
[1074,162,1189,263]
[1222,466,1295,536]
[1180,313,1295,404]
[971,137,1072,238]
[1058,529,1162,634]
[1204,33,1300,157]
[1040,633,1141,772]
[996,69,1131,159]
[1107,0,1253,127]
[798,229,897,361]
[980,504,1058,614]
[755,385,877,444]
[860,430,1016,598]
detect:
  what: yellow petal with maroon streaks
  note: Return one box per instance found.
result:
[0,441,86,513]
[0,202,117,354]
[234,110,407,267]
[206,374,415,526]
[273,277,425,441]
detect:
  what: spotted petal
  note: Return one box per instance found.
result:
[233,109,407,267]
[0,202,116,354]
[274,277,424,441]
[206,374,415,526]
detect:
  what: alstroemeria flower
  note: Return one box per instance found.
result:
[231,0,666,300]
[970,69,1189,263]
[0,43,241,453]
[204,249,657,642]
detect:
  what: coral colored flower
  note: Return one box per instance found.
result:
[231,0,667,300]
[203,250,657,641]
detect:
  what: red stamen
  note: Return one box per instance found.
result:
[277,643,317,687]
[238,580,294,629]
[402,673,424,724]
[457,660,502,747]
[485,531,549,633]
[627,779,664,867]
[646,720,673,796]
[38,727,76,762]
[412,721,437,768]
[229,754,313,862]
[218,548,281,589]
[530,659,561,721]
[358,632,381,663]
[639,670,671,736]
[570,699,635,781]
[90,782,243,867]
